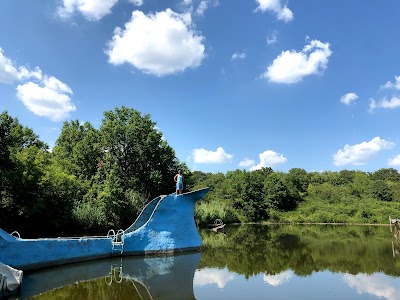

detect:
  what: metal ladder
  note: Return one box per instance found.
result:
[107,229,125,254]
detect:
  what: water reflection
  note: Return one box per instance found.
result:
[193,267,234,288]
[21,253,200,299]
[199,225,400,277]
[343,273,400,300]
[194,224,400,299]
[19,225,400,300]
[263,270,294,286]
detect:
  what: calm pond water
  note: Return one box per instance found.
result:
[19,224,400,300]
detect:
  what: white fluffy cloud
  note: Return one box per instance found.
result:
[194,268,234,289]
[106,9,205,76]
[192,147,233,164]
[333,137,395,167]
[1,47,75,121]
[16,76,76,121]
[255,0,293,22]
[231,52,246,61]
[239,158,255,167]
[381,75,400,90]
[250,150,287,171]
[370,75,400,112]
[369,97,400,112]
[263,39,332,84]
[388,155,400,167]
[340,92,359,105]
[378,97,400,109]
[264,270,294,286]
[58,0,118,21]
[0,48,42,84]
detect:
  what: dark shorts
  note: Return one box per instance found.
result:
[176,183,183,190]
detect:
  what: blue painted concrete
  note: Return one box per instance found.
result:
[0,187,209,270]
[124,196,162,233]
[0,234,112,270]
[123,188,209,253]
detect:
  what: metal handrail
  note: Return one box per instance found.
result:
[10,231,20,239]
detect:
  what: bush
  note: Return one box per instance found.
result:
[73,203,107,233]
[195,201,240,226]
[369,180,393,202]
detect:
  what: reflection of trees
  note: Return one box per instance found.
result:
[199,225,400,278]
[30,278,143,300]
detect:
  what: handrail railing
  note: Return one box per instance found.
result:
[10,231,20,239]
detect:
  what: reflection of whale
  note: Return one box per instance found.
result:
[0,188,209,270]
[20,252,201,299]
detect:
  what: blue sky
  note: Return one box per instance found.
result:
[1,0,400,174]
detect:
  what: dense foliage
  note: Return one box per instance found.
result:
[190,168,400,225]
[1,108,400,237]
[0,108,184,236]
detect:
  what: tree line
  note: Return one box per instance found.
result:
[190,167,400,225]
[1,107,400,236]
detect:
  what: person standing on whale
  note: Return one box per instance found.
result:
[174,170,183,195]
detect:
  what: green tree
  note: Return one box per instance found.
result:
[1,111,47,187]
[53,120,102,181]
[308,171,325,185]
[263,172,298,211]
[224,169,246,202]
[369,180,393,202]
[370,168,399,182]
[99,106,178,199]
[337,170,355,185]
[0,112,51,233]
[350,171,370,198]
[239,168,272,221]
[287,168,309,193]
[4,144,79,235]
[320,171,353,186]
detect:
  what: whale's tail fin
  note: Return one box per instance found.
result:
[123,187,210,234]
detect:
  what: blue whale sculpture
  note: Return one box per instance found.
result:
[0,188,209,270]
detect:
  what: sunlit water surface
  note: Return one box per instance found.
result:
[19,225,400,300]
